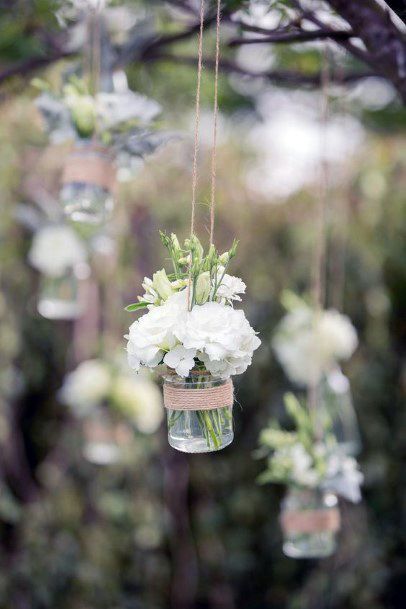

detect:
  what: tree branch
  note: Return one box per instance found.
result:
[145,50,377,87]
[228,28,354,47]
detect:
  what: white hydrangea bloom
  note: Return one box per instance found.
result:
[29,225,86,277]
[59,359,111,413]
[272,305,358,386]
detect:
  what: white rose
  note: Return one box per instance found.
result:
[59,359,111,413]
[96,91,161,130]
[29,225,86,277]
[323,453,363,503]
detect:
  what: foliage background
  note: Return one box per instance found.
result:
[0,1,405,608]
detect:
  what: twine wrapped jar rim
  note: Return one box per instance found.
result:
[280,507,341,535]
[163,372,234,411]
[62,142,116,192]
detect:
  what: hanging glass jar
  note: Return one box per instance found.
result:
[319,367,361,456]
[37,267,82,320]
[163,372,234,453]
[60,141,116,224]
[82,405,133,465]
[280,487,340,559]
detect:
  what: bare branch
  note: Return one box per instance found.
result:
[228,28,354,47]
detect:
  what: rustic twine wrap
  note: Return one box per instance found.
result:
[62,146,116,192]
[163,378,234,411]
[280,507,341,535]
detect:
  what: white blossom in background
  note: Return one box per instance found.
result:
[322,452,364,503]
[59,359,111,413]
[272,303,358,386]
[111,374,163,434]
[28,225,86,277]
[96,91,161,130]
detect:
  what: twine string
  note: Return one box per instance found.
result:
[308,45,330,439]
[209,0,222,245]
[187,0,205,310]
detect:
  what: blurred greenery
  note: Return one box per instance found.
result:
[0,2,405,609]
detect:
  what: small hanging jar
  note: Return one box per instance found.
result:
[37,266,82,320]
[319,367,362,456]
[163,371,234,453]
[60,141,116,224]
[82,405,133,465]
[280,487,340,559]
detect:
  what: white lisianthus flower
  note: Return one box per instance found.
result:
[216,273,246,303]
[111,374,164,434]
[272,305,358,386]
[125,290,188,371]
[164,345,197,377]
[59,359,111,413]
[29,225,87,277]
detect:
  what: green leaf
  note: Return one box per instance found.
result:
[125,302,149,312]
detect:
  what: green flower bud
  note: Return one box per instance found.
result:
[152,269,173,301]
[194,271,211,305]
[68,95,97,138]
[219,251,229,265]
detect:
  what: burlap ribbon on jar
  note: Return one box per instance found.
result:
[163,378,234,411]
[280,507,341,535]
[62,145,116,192]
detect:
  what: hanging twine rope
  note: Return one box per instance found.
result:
[308,45,330,436]
[187,0,222,309]
[209,0,222,245]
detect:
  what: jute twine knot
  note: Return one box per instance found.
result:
[163,378,234,411]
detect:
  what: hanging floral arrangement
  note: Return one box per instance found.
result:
[272,291,361,455]
[125,232,261,453]
[257,393,363,558]
[34,75,170,223]
[28,223,88,319]
[59,357,163,464]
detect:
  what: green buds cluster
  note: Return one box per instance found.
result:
[159,231,239,308]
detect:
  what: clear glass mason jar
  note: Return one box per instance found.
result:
[319,367,362,456]
[280,487,340,559]
[82,406,133,466]
[37,269,82,320]
[60,142,115,224]
[164,374,234,453]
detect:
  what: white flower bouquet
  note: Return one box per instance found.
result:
[272,291,358,387]
[125,232,261,453]
[60,358,164,463]
[34,76,171,222]
[257,393,363,503]
[28,224,87,320]
[257,393,363,558]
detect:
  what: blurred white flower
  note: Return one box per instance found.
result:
[59,359,111,413]
[111,374,163,434]
[323,453,364,503]
[273,304,358,386]
[96,91,161,130]
[29,225,87,277]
